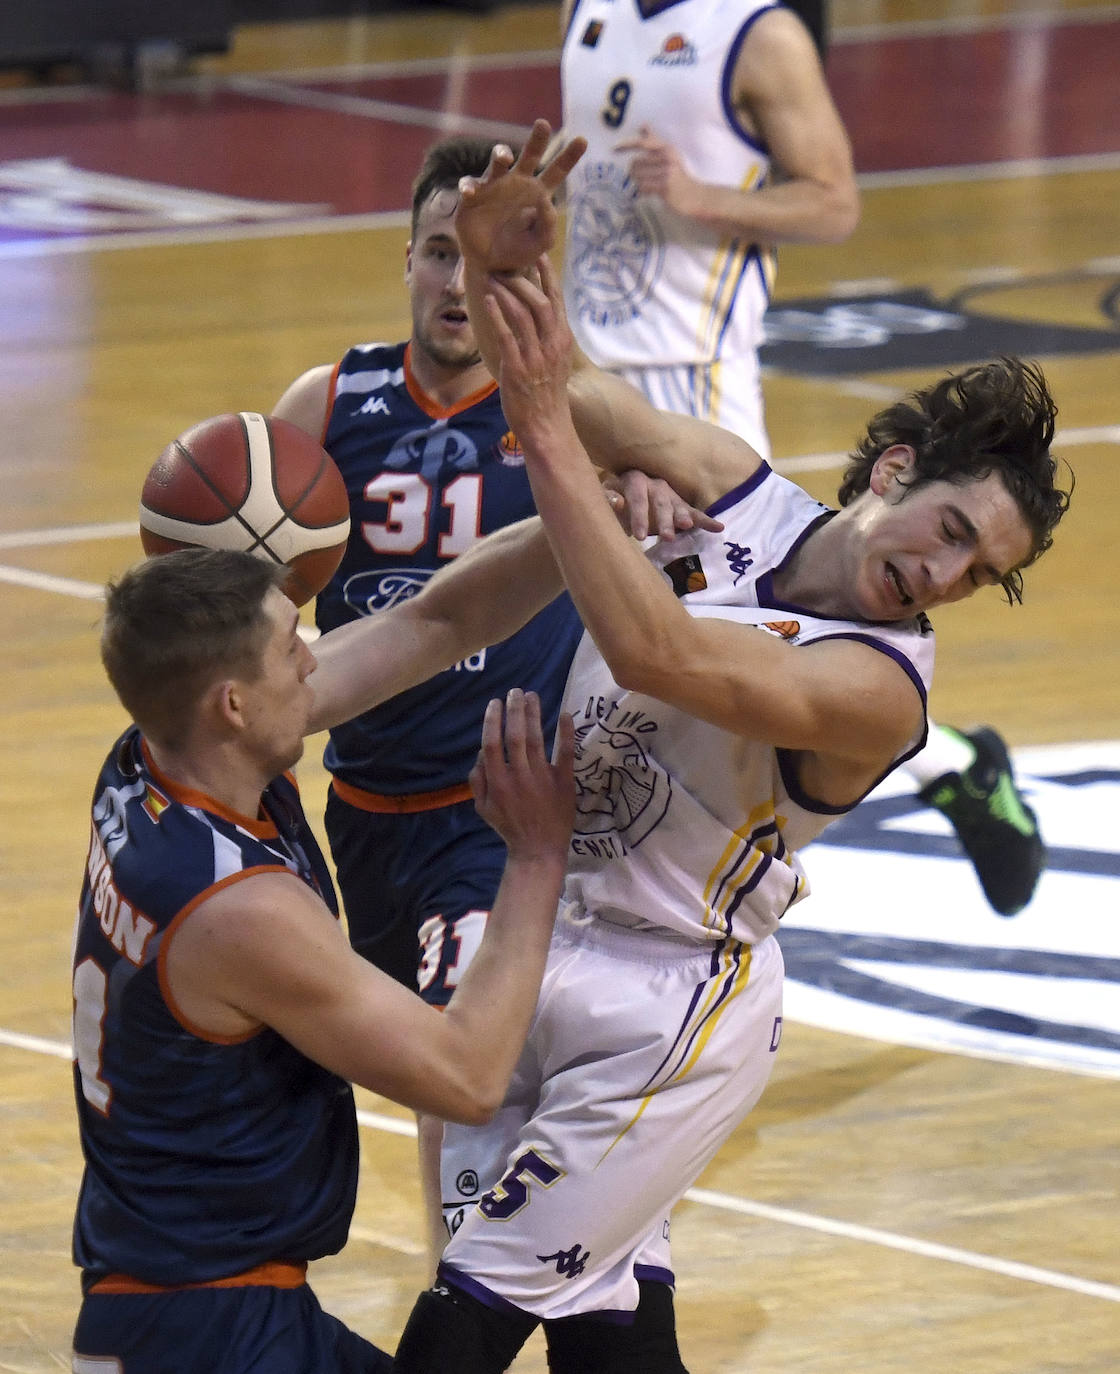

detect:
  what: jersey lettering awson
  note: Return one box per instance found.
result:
[71,729,357,1288]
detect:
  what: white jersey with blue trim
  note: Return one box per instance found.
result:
[560,463,935,946]
[561,0,778,370]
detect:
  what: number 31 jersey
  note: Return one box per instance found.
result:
[315,341,582,795]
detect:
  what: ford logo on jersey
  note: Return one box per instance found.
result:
[342,567,430,615]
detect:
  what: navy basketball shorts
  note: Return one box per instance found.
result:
[72,1277,391,1373]
[325,785,505,1006]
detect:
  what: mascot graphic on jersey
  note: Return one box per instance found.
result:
[567,161,665,329]
[571,715,671,851]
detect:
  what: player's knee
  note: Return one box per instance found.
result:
[394,1280,538,1374]
[543,1280,689,1374]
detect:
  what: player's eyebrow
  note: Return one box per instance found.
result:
[945,503,1003,583]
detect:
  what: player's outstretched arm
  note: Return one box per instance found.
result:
[484,262,922,792]
[306,515,561,733]
[163,690,573,1123]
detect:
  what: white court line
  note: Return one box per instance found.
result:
[5,1025,1117,1304]
[222,74,528,145]
[0,564,105,599]
[859,149,1120,190]
[0,521,137,550]
[683,1188,1120,1304]
[2,418,1117,567]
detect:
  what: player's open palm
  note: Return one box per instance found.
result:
[470,688,575,861]
[456,118,586,273]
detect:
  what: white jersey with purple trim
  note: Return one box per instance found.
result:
[560,462,935,946]
[561,0,778,374]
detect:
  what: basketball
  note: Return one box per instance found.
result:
[139,412,351,606]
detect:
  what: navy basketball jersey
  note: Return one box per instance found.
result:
[71,729,358,1289]
[316,342,582,794]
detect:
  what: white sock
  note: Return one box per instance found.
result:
[904,722,977,788]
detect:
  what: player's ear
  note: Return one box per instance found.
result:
[405,239,414,285]
[869,444,916,497]
[208,679,245,732]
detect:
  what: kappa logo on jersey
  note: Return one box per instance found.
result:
[536,1244,591,1279]
[497,429,525,466]
[724,541,754,584]
[650,33,698,67]
[781,743,1120,1080]
[354,396,391,417]
[571,703,672,857]
[664,552,707,597]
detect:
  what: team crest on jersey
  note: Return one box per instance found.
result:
[497,429,524,466]
[567,161,665,328]
[650,34,697,67]
[664,552,707,597]
[571,705,672,856]
[581,19,604,47]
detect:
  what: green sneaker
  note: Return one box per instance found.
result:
[918,726,1044,916]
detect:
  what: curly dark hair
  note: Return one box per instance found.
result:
[410,136,518,236]
[837,357,1071,603]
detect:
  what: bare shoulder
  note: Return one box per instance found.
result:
[163,870,340,1037]
[271,363,335,441]
[736,4,823,82]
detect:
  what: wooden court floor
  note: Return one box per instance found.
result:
[1,2,1118,1370]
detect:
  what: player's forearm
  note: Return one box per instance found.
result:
[678,175,859,245]
[418,515,562,654]
[307,518,560,732]
[565,363,739,512]
[438,850,567,1121]
[522,412,695,688]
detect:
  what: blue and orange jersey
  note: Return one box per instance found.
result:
[316,342,582,795]
[71,728,358,1291]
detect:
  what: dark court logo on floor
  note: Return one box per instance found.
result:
[760,279,1120,374]
[778,743,1120,1079]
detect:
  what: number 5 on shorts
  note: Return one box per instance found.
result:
[479,1149,563,1221]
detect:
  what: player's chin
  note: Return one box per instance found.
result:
[274,734,306,777]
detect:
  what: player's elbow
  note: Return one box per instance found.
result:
[818,181,861,243]
[435,1076,504,1126]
